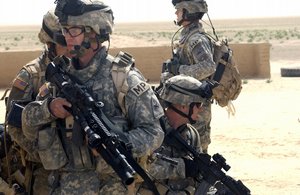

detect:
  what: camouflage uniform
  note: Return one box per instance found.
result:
[162,1,216,153]
[30,1,163,194]
[22,45,164,194]
[7,52,50,162]
[137,75,209,194]
[138,120,201,195]
[5,10,67,194]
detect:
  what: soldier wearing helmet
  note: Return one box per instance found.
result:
[136,75,211,194]
[21,0,164,194]
[161,0,216,153]
[4,9,69,194]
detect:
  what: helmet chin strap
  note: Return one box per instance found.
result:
[47,42,57,61]
[169,104,196,124]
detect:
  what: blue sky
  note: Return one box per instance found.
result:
[0,0,299,25]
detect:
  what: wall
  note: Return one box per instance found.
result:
[0,43,271,88]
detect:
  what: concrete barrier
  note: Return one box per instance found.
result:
[0,43,270,88]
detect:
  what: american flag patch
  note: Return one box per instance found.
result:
[39,83,50,97]
[13,78,28,91]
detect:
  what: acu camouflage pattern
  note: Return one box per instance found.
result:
[175,22,216,80]
[159,75,206,105]
[161,22,215,153]
[38,9,62,44]
[6,51,52,194]
[7,52,49,162]
[137,117,201,195]
[175,0,208,14]
[22,46,164,194]
[65,0,114,35]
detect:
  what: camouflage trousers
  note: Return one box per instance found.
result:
[51,170,100,195]
[135,180,196,195]
[99,175,129,195]
[194,101,212,153]
[32,166,51,195]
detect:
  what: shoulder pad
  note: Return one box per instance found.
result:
[113,51,135,67]
[23,58,40,73]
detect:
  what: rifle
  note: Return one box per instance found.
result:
[165,128,251,195]
[44,58,160,195]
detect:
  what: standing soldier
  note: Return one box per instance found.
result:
[21,0,164,194]
[162,0,216,153]
[5,9,69,194]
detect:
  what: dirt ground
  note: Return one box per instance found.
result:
[1,22,300,194]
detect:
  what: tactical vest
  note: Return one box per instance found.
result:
[38,52,136,171]
[22,53,48,98]
[181,29,242,110]
[111,51,135,116]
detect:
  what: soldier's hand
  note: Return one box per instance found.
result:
[199,80,219,99]
[167,60,180,75]
[183,158,200,178]
[49,97,72,119]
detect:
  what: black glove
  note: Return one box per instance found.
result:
[183,158,199,178]
[166,59,180,75]
[199,80,219,99]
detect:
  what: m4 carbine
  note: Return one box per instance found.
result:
[44,58,160,195]
[45,59,135,185]
[165,128,251,195]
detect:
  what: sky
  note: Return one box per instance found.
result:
[0,0,299,25]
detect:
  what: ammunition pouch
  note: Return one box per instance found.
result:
[37,127,67,170]
[7,101,27,128]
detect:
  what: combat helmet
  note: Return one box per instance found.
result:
[55,0,114,43]
[38,9,66,46]
[159,75,206,106]
[160,75,209,124]
[172,0,208,25]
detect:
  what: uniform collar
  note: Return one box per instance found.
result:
[179,22,204,43]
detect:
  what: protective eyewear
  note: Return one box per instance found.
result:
[62,26,85,37]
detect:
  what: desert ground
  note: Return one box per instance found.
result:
[1,17,300,194]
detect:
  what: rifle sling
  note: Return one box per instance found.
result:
[213,62,226,82]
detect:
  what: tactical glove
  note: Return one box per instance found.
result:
[199,80,219,99]
[183,158,199,178]
[166,58,181,75]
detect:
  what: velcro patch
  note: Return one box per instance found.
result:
[190,39,202,50]
[39,83,50,98]
[13,78,28,91]
[131,81,150,96]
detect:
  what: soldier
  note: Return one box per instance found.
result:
[161,0,216,153]
[5,10,69,194]
[137,75,210,194]
[0,124,15,195]
[21,0,164,194]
